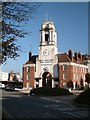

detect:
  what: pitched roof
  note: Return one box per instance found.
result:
[74,57,83,64]
[82,55,90,60]
[25,60,34,64]
[57,53,71,62]
[25,55,38,65]
[57,53,83,64]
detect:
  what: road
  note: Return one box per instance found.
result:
[1,89,90,119]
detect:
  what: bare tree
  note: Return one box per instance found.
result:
[0,2,40,64]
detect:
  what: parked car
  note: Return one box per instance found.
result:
[5,84,15,91]
[0,83,5,89]
[30,88,34,96]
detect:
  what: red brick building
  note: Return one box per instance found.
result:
[22,21,88,90]
[58,50,88,89]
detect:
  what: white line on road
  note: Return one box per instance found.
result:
[67,112,81,118]
[41,97,89,118]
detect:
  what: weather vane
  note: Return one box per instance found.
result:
[45,11,48,22]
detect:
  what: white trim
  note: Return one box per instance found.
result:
[27,66,30,72]
[59,62,88,68]
[83,60,90,63]
[23,64,35,67]
[63,74,67,79]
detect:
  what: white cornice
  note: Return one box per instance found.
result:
[83,60,90,63]
[23,64,35,67]
[59,62,88,68]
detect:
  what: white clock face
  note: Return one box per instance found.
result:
[43,49,49,56]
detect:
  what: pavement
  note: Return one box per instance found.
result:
[41,90,90,109]
[1,89,90,119]
[16,89,85,106]
[41,95,77,106]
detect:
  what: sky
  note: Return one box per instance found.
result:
[1,2,88,77]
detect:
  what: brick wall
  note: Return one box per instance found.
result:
[22,67,27,87]
[23,65,35,88]
[29,66,35,88]
[59,64,87,88]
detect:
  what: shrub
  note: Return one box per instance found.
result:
[74,88,90,106]
[31,87,73,96]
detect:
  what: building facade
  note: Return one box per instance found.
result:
[82,55,90,73]
[58,50,88,89]
[0,71,8,82]
[8,71,22,82]
[23,21,88,89]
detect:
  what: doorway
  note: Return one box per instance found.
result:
[42,72,52,87]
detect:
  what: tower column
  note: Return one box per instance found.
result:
[41,31,45,44]
[40,32,42,44]
[73,82,76,90]
[49,30,51,43]
[51,30,53,42]
[39,79,42,87]
[52,78,55,88]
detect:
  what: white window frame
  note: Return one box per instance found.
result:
[27,74,30,80]
[63,74,67,79]
[63,65,67,71]
[27,66,30,72]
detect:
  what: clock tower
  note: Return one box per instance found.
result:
[36,21,58,87]
[39,21,58,62]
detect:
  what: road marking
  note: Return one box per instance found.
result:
[73,111,89,117]
[40,97,51,101]
[40,97,89,118]
[67,112,81,118]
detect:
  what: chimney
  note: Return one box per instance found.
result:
[74,52,78,61]
[68,50,73,61]
[29,51,32,60]
[78,52,82,60]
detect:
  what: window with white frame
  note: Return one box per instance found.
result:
[84,68,85,72]
[73,66,76,71]
[27,66,30,72]
[80,67,81,72]
[73,74,75,79]
[27,74,30,80]
[75,74,77,79]
[75,66,77,72]
[77,74,80,79]
[63,74,67,79]
[81,67,82,72]
[85,68,86,72]
[27,82,30,88]
[82,75,85,80]
[63,65,67,71]
[83,68,84,72]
